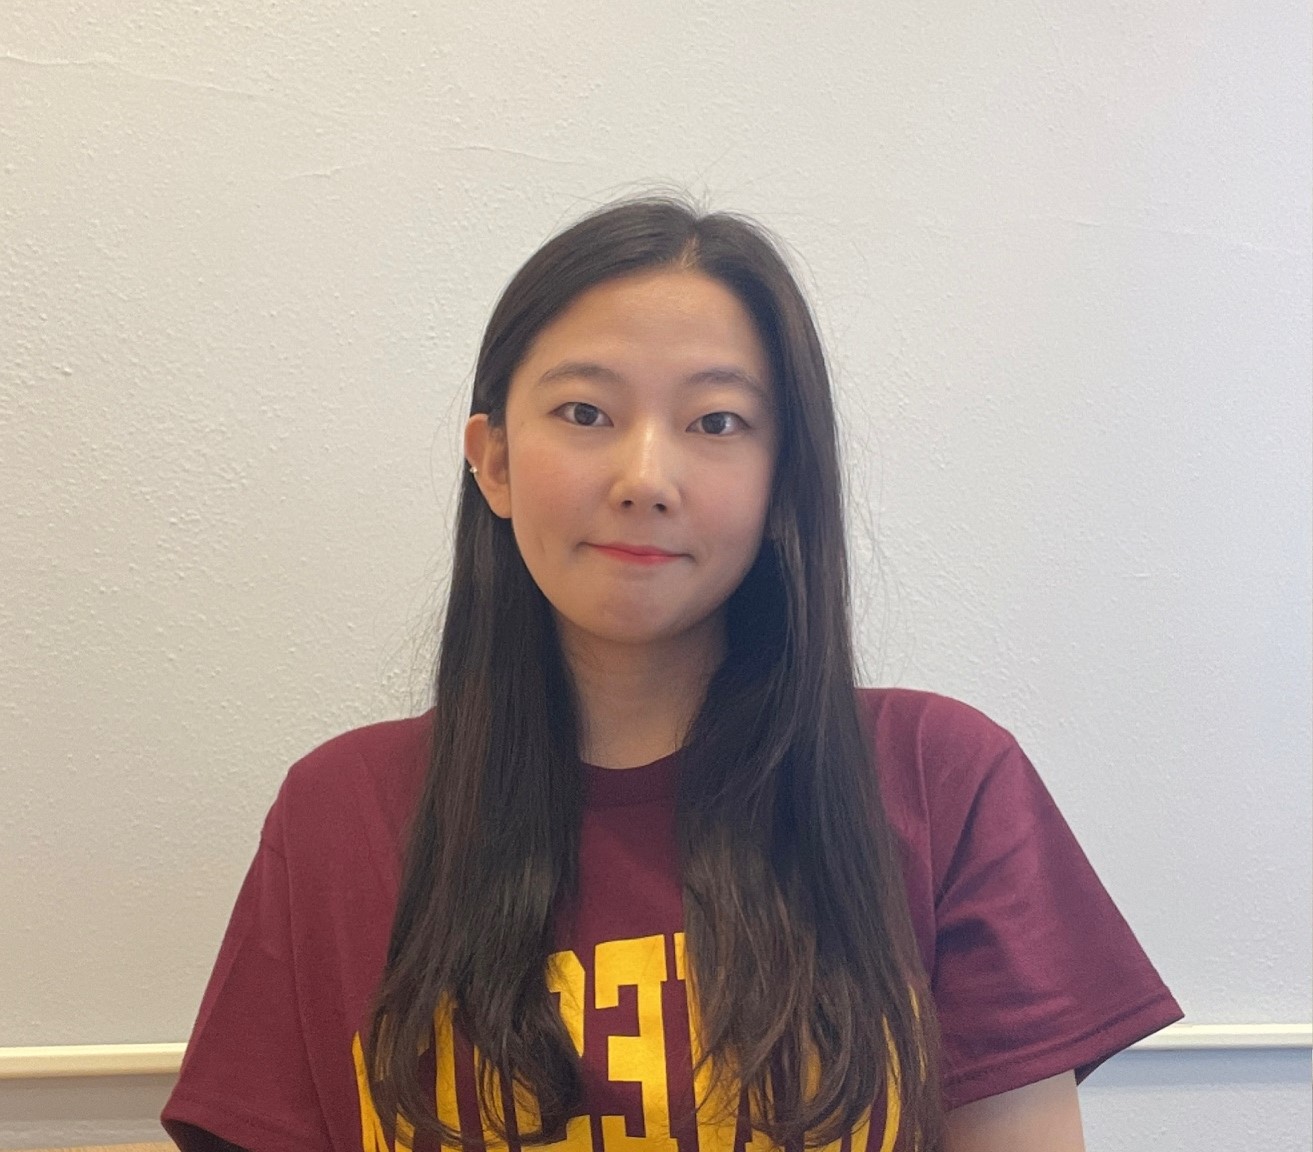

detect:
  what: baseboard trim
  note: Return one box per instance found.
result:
[0,1023,1308,1080]
[1126,1022,1311,1051]
[0,1043,186,1079]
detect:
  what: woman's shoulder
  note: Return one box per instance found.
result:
[853,685,1041,848]
[264,709,435,854]
[855,686,1022,774]
[282,709,434,786]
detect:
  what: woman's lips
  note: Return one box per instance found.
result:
[588,543,684,565]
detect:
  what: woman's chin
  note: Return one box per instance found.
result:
[553,607,724,657]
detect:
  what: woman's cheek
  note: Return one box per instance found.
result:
[508,436,592,538]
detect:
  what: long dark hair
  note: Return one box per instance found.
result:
[365,196,943,1150]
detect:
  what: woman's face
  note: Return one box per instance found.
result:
[466,268,777,659]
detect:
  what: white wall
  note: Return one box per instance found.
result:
[2,1,1309,1148]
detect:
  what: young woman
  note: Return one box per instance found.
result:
[162,197,1182,1152]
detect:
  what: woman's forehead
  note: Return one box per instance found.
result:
[513,269,772,389]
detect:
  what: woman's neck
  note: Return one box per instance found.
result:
[558,616,725,769]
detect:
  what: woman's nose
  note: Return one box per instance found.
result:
[611,423,679,513]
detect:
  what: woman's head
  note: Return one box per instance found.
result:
[465,267,776,662]
[456,195,847,676]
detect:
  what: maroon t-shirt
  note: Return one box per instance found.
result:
[162,688,1182,1151]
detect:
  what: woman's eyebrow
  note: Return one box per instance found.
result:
[535,360,769,401]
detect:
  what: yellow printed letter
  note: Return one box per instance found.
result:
[352,1032,414,1152]
[595,935,679,1152]
[673,932,738,1152]
[515,949,593,1152]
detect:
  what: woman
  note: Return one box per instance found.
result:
[162,196,1182,1151]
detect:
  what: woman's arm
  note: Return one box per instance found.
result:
[943,1070,1085,1152]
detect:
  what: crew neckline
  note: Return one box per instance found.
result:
[581,750,681,808]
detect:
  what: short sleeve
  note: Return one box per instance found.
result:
[162,819,333,1151]
[928,730,1183,1110]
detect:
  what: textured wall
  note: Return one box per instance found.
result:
[2,1,1309,1148]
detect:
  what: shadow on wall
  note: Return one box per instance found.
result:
[0,1074,175,1151]
[1,1052,1311,1149]
[1080,1049,1313,1151]
[1086,1048,1312,1090]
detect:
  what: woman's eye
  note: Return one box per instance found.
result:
[558,402,610,427]
[693,411,744,436]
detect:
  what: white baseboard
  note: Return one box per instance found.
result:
[0,1022,1308,1080]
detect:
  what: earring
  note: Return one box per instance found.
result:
[468,464,479,476]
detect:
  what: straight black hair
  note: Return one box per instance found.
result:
[366,196,944,1150]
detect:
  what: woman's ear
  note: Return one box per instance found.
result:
[463,414,512,520]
